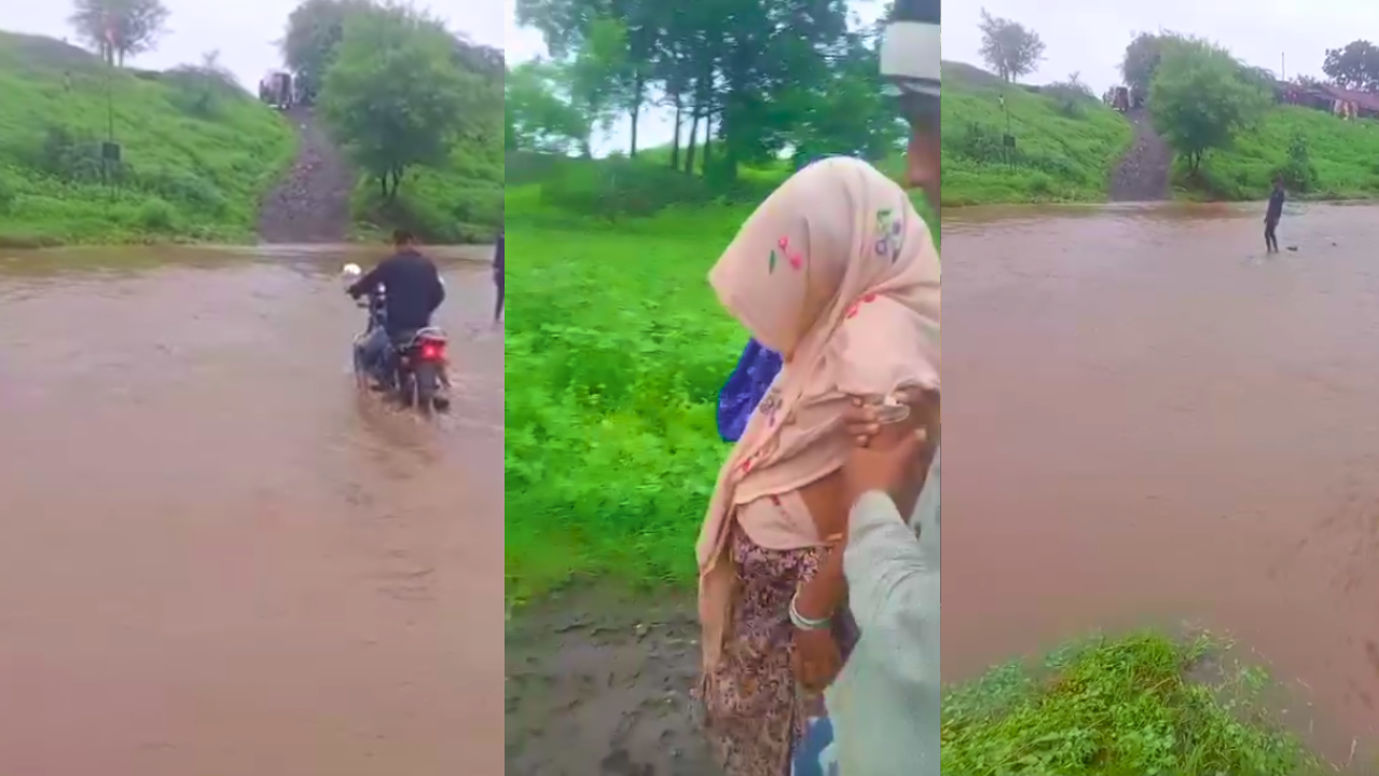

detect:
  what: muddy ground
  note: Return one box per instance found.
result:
[258,106,354,244]
[1109,108,1172,202]
[505,587,717,775]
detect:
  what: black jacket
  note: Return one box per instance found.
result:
[1266,188,1285,223]
[348,249,445,333]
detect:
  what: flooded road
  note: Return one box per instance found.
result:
[0,245,503,775]
[945,202,1379,761]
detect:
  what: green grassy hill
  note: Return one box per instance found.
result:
[0,32,296,246]
[1186,104,1379,200]
[941,61,1134,206]
[351,139,503,244]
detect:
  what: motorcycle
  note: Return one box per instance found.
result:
[342,263,451,414]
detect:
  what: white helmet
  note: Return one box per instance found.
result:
[880,0,941,103]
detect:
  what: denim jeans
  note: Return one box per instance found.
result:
[355,326,391,383]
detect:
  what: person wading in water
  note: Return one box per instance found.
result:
[493,230,504,324]
[1265,177,1285,254]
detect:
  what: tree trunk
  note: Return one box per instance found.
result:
[380,175,388,199]
[389,167,402,200]
[684,111,699,175]
[702,113,713,174]
[670,95,682,169]
[628,72,644,157]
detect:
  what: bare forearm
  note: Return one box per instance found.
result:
[796,543,847,620]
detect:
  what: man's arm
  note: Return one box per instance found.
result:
[844,491,929,629]
[430,271,446,312]
[348,259,390,298]
[837,425,935,628]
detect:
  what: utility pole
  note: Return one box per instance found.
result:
[1282,52,1286,81]
[101,12,120,198]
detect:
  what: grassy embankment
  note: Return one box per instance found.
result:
[944,631,1325,775]
[944,59,1379,205]
[1184,103,1379,201]
[0,32,295,246]
[343,94,502,244]
[349,142,502,244]
[941,61,1134,206]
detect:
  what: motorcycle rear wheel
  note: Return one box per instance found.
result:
[414,362,439,415]
[396,369,417,409]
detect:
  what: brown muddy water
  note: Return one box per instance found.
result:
[945,201,1379,763]
[0,244,503,775]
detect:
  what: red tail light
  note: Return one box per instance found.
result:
[418,340,446,361]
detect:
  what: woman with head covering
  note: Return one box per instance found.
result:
[696,156,940,774]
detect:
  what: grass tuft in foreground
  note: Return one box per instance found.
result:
[942,631,1323,776]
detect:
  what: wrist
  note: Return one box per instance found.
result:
[790,590,833,629]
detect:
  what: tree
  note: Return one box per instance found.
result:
[69,0,169,67]
[516,0,853,183]
[1322,40,1379,91]
[281,0,373,101]
[784,30,904,165]
[517,0,660,157]
[319,6,476,200]
[1122,31,1177,95]
[977,8,1044,83]
[1149,38,1270,173]
[505,61,588,154]
[565,17,631,157]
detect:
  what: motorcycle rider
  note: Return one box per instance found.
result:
[347,229,446,388]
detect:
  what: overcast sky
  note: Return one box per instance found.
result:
[504,0,890,156]
[0,0,503,92]
[944,0,1379,95]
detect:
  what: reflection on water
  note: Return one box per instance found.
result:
[945,202,1379,763]
[0,244,503,775]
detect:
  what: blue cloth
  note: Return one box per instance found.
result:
[716,338,783,442]
[792,716,840,776]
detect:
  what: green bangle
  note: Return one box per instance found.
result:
[789,591,832,630]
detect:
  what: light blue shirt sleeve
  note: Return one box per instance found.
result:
[824,450,940,776]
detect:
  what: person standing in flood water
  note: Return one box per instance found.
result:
[1265,177,1285,253]
[493,230,504,324]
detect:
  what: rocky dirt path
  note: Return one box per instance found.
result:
[1109,108,1173,202]
[258,107,353,243]
[505,588,717,775]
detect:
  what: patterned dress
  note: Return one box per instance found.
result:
[701,525,855,775]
